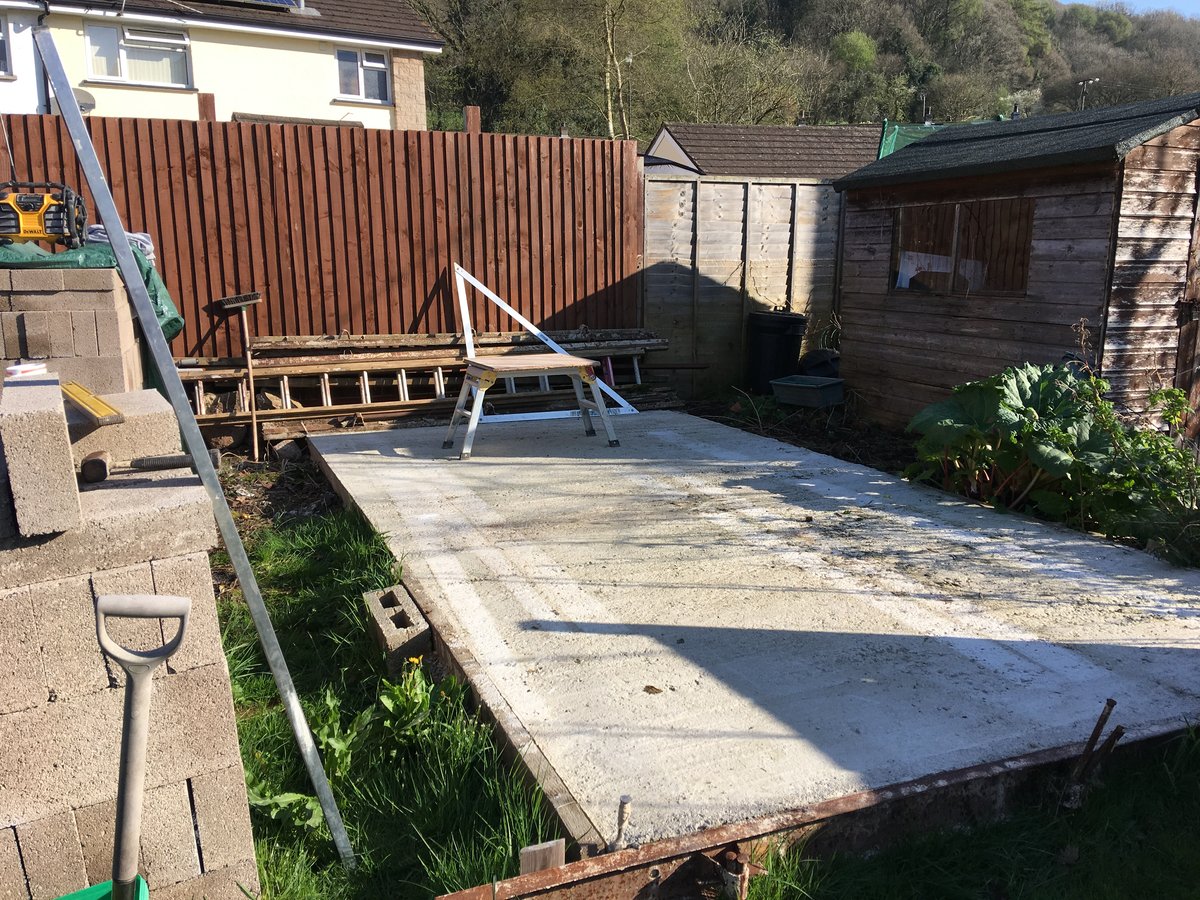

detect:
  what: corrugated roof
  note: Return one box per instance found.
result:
[836,92,1200,191]
[661,123,882,180]
[59,0,443,49]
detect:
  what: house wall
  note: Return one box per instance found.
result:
[838,166,1118,427]
[1104,120,1200,417]
[44,14,427,129]
[0,12,44,113]
[643,174,840,397]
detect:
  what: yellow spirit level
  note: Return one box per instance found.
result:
[0,181,87,248]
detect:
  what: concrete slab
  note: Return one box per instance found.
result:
[311,411,1200,845]
[190,765,256,872]
[0,827,26,900]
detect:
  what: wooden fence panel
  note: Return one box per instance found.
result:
[0,115,642,358]
[643,173,841,397]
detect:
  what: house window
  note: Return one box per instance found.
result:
[86,25,190,87]
[891,198,1034,295]
[0,18,11,76]
[336,49,390,102]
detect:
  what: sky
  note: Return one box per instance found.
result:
[1077,0,1200,15]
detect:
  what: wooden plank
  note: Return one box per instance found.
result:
[519,840,567,876]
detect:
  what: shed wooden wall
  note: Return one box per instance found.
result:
[1105,120,1200,415]
[643,175,840,397]
[838,166,1117,426]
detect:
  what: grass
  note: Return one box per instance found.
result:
[215,460,559,898]
[749,731,1200,900]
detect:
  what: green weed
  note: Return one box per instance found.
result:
[217,507,559,898]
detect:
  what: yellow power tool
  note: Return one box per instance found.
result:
[0,181,87,248]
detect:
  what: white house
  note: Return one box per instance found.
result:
[0,0,443,129]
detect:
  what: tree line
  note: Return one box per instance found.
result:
[411,0,1200,139]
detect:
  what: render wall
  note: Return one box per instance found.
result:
[643,175,841,397]
[837,166,1117,426]
[45,14,430,129]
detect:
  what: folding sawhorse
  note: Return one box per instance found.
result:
[442,353,620,459]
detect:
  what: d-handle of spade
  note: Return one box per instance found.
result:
[95,594,191,900]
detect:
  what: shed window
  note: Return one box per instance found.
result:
[892,198,1034,295]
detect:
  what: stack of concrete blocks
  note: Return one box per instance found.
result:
[0,372,258,897]
[0,268,143,394]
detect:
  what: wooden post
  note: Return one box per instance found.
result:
[198,93,216,121]
[463,105,481,133]
[519,839,566,875]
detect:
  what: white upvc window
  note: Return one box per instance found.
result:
[335,48,390,103]
[0,17,11,76]
[85,24,191,87]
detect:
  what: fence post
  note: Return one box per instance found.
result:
[463,105,481,133]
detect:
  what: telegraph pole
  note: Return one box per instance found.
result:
[1077,77,1100,111]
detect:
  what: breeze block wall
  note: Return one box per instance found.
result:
[0,287,257,899]
[0,268,143,394]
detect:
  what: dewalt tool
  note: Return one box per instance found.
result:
[0,180,87,248]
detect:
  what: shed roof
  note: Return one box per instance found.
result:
[59,0,443,49]
[655,123,881,180]
[836,92,1200,191]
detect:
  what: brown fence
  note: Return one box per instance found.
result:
[1,115,643,358]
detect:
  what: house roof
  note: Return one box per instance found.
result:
[655,123,882,180]
[835,92,1200,191]
[58,0,443,49]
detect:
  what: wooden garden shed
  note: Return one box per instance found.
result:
[833,93,1200,435]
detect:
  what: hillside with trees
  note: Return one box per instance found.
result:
[412,0,1200,139]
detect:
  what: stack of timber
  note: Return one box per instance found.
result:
[176,329,677,440]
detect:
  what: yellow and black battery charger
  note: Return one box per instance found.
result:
[0,181,87,248]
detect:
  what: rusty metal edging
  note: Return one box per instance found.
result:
[436,723,1186,900]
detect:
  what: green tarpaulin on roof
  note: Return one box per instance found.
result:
[0,242,184,341]
[877,120,947,158]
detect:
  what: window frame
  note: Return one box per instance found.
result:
[84,23,192,89]
[0,16,11,77]
[890,197,1035,298]
[334,47,391,104]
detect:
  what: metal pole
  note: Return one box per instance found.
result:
[33,27,356,868]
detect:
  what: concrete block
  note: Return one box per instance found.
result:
[0,375,82,536]
[0,662,240,827]
[12,292,123,313]
[42,357,130,395]
[18,312,50,359]
[78,781,204,889]
[33,574,108,700]
[48,311,74,358]
[190,766,255,872]
[15,810,87,900]
[0,827,27,900]
[0,471,217,591]
[0,584,45,714]
[151,553,221,674]
[0,313,21,359]
[0,269,11,291]
[140,780,201,888]
[61,268,122,293]
[74,797,116,887]
[0,436,18,543]
[121,343,143,391]
[91,563,166,686]
[364,585,431,674]
[152,861,260,900]
[9,269,64,293]
[95,307,136,357]
[68,389,181,468]
[71,311,100,357]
